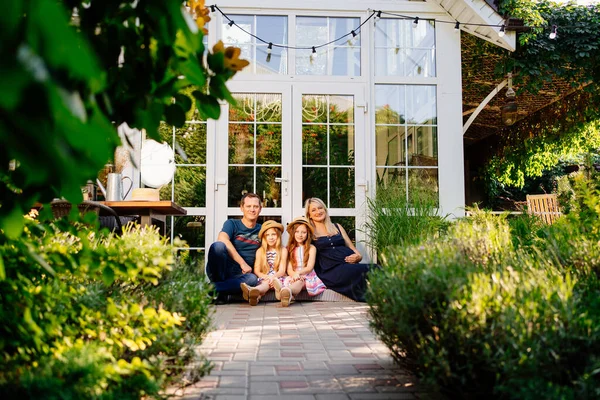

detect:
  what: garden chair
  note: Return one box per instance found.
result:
[50,200,124,234]
[526,194,561,224]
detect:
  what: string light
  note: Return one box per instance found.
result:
[208,4,576,56]
[549,24,558,40]
[347,30,357,46]
[266,42,272,62]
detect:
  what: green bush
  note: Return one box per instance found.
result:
[0,217,213,399]
[367,204,600,399]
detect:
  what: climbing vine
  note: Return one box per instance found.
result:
[477,1,600,193]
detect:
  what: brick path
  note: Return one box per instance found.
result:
[170,302,443,400]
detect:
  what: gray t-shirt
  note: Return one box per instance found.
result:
[221,219,261,271]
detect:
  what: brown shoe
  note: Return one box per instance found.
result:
[272,278,282,300]
[248,288,261,306]
[280,287,292,307]
[240,283,250,301]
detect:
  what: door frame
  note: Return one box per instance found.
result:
[209,80,371,260]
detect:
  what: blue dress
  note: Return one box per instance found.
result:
[313,225,371,302]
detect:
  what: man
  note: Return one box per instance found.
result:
[206,193,261,301]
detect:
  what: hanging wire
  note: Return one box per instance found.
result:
[212,4,376,50]
[209,4,590,50]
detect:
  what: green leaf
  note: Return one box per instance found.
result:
[102,266,115,286]
[0,254,5,281]
[178,59,206,87]
[175,93,192,111]
[193,91,221,120]
[165,103,186,127]
[209,75,235,104]
[0,205,24,239]
[207,51,225,74]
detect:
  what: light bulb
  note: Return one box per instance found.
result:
[549,25,557,40]
[266,43,272,63]
[413,16,419,28]
[347,30,357,46]
[227,20,234,29]
[310,46,316,64]
[454,21,460,32]
[499,24,505,37]
[374,11,382,22]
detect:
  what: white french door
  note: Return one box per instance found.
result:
[210,81,369,256]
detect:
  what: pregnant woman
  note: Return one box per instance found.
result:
[305,197,374,302]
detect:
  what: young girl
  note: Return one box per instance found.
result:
[240,220,288,306]
[272,216,326,307]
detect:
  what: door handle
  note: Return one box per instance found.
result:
[274,177,288,183]
[275,175,289,195]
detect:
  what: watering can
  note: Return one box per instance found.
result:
[96,173,132,201]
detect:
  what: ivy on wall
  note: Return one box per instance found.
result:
[476,1,600,191]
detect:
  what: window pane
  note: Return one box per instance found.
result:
[228,166,254,207]
[406,86,437,125]
[230,93,255,122]
[330,95,354,124]
[329,125,354,166]
[173,166,206,207]
[303,167,327,203]
[330,167,355,208]
[175,123,207,164]
[408,126,438,166]
[223,15,288,75]
[331,216,355,242]
[257,166,282,208]
[374,19,436,77]
[296,16,361,76]
[408,168,438,206]
[376,125,403,167]
[256,93,282,122]
[375,85,405,124]
[303,95,328,123]
[229,124,254,164]
[256,124,282,165]
[172,216,206,248]
[376,167,407,198]
[302,124,327,165]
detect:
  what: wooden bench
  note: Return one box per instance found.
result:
[526,194,561,224]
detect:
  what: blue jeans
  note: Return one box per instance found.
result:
[205,242,258,294]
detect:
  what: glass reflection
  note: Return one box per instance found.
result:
[175,123,207,164]
[303,167,327,204]
[228,124,255,164]
[296,16,361,76]
[257,166,282,208]
[228,166,253,207]
[173,167,206,207]
[406,86,437,125]
[302,125,327,165]
[256,125,282,165]
[408,168,439,206]
[374,19,436,77]
[222,15,288,75]
[330,167,355,208]
[329,125,354,166]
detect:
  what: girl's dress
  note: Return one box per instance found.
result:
[257,250,285,286]
[313,224,372,302]
[285,246,326,296]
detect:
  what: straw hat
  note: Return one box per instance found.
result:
[286,216,314,236]
[258,220,284,241]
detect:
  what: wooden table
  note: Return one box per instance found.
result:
[99,201,187,229]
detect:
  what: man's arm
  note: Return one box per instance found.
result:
[217,231,253,273]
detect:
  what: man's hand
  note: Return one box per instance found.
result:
[240,262,253,274]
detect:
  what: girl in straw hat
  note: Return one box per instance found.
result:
[273,216,326,306]
[240,220,288,306]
